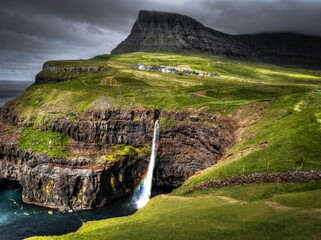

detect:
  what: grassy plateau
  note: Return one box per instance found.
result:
[4,52,321,239]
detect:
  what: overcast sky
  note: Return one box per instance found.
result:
[1,0,321,81]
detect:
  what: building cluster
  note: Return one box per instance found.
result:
[131,64,220,77]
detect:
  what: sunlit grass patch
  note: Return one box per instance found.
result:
[28,182,321,240]
[100,145,149,162]
[19,128,70,158]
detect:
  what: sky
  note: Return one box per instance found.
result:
[1,0,321,81]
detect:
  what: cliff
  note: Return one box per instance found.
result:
[0,108,157,211]
[0,143,147,211]
[0,105,236,211]
[112,10,321,66]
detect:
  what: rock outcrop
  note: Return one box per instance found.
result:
[0,107,158,146]
[0,105,237,210]
[42,64,109,73]
[35,63,110,84]
[112,10,321,67]
[0,143,148,211]
[156,111,236,187]
[188,171,321,193]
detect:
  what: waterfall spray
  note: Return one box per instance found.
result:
[132,120,160,209]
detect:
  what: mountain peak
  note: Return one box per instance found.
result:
[132,10,212,35]
[111,10,321,66]
[112,10,227,55]
[136,10,199,23]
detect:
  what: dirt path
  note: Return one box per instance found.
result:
[192,91,215,100]
[161,194,248,205]
[160,195,192,200]
[216,196,248,205]
[264,201,293,210]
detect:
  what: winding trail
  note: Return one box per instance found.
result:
[160,194,248,205]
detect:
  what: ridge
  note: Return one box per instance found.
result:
[112,10,321,67]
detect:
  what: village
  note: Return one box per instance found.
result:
[131,64,220,78]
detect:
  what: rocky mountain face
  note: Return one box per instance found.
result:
[112,10,321,66]
[0,105,236,211]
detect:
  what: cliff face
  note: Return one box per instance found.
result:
[0,144,147,211]
[156,112,236,187]
[112,11,248,56]
[1,105,158,146]
[0,108,157,211]
[35,63,110,84]
[0,105,237,211]
[112,10,321,66]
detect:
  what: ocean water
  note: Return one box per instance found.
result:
[0,80,33,107]
[0,181,136,240]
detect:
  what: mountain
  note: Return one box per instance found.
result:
[112,10,321,66]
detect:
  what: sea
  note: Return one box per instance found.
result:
[0,80,33,107]
[0,181,136,240]
[0,81,138,239]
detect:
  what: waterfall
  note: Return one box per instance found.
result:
[132,119,160,209]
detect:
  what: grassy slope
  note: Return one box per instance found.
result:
[8,52,321,239]
[29,181,321,240]
[12,52,321,121]
[176,92,321,194]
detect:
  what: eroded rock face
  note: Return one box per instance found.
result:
[0,107,158,146]
[112,10,249,57]
[112,10,321,66]
[155,111,236,187]
[0,144,148,211]
[42,65,109,73]
[49,109,158,145]
[35,64,110,84]
[0,107,236,210]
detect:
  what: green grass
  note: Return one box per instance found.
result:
[271,189,321,208]
[175,92,321,194]
[19,127,70,158]
[10,52,321,121]
[101,145,149,162]
[178,180,321,201]
[28,181,321,240]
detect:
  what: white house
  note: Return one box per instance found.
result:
[138,64,146,70]
[159,65,166,73]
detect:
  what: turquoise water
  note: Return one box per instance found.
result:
[0,181,136,240]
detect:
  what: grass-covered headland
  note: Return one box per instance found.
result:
[7,52,320,239]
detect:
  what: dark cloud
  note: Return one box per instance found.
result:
[197,0,321,35]
[0,0,320,81]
